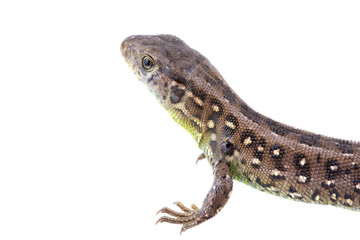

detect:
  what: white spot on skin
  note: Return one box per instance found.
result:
[210,133,217,141]
[289,192,302,199]
[208,120,215,129]
[271,169,280,176]
[299,158,306,166]
[330,165,338,171]
[216,207,223,214]
[257,146,264,152]
[326,180,335,186]
[314,195,320,201]
[356,184,360,190]
[294,192,302,198]
[243,137,252,146]
[212,105,220,112]
[225,121,236,129]
[252,158,261,165]
[298,175,307,183]
[194,97,203,106]
[346,198,354,206]
[331,193,337,201]
[273,149,280,156]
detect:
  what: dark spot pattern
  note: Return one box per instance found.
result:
[259,138,266,148]
[224,114,239,137]
[344,194,354,207]
[329,189,339,203]
[294,153,306,167]
[269,144,285,159]
[269,144,285,171]
[253,138,266,161]
[256,178,272,189]
[326,159,341,180]
[353,179,360,194]
[193,90,207,103]
[311,189,320,201]
[215,76,223,84]
[225,114,238,127]
[289,186,297,193]
[208,99,223,124]
[240,130,257,148]
[321,181,334,190]
[294,153,311,184]
[185,97,204,112]
[170,89,185,103]
[270,174,286,181]
[251,162,261,169]
[174,76,187,85]
[316,153,321,163]
[211,99,223,114]
[287,186,303,200]
[205,77,217,86]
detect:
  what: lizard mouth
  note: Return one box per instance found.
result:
[120,37,135,66]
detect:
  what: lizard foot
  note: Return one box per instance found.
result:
[156,161,233,234]
[156,201,205,234]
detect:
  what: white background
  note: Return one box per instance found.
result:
[1,0,360,239]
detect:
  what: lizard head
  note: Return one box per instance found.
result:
[121,34,225,144]
[121,35,202,106]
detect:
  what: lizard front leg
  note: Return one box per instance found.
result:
[156,160,233,234]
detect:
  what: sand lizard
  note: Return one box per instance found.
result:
[121,34,360,234]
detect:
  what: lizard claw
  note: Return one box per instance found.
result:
[196,153,206,164]
[155,201,204,234]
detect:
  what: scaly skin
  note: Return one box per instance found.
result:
[121,35,360,233]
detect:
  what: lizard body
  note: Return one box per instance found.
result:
[121,35,360,233]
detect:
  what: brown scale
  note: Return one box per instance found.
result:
[121,34,360,234]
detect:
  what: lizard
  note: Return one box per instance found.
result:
[120,34,360,234]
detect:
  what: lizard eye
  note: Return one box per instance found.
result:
[142,55,155,71]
